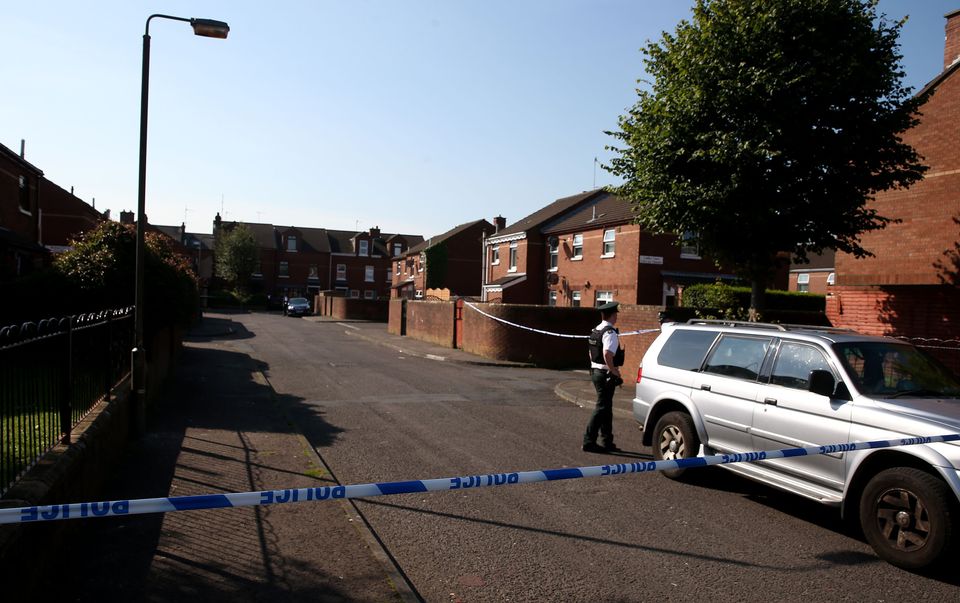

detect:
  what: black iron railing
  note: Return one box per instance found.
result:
[0,307,133,496]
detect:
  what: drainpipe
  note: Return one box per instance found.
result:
[481,232,487,302]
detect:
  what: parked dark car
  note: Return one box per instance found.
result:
[284,297,311,317]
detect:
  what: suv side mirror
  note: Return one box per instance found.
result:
[809,370,836,397]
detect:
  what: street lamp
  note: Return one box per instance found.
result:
[133,14,229,435]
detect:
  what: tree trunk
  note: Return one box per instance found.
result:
[749,277,767,322]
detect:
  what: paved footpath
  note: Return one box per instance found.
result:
[53,315,411,602]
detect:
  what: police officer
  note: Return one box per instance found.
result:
[583,301,625,453]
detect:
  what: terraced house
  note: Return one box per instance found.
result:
[392,219,494,299]
[483,189,734,307]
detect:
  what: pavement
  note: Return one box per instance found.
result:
[49,312,634,601]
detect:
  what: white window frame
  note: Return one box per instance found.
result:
[572,234,583,260]
[548,291,557,306]
[680,231,700,259]
[419,252,425,272]
[415,289,423,299]
[548,239,558,271]
[393,243,402,257]
[602,229,615,257]
[364,290,375,300]
[350,289,360,298]
[336,263,346,281]
[797,272,810,292]
[286,235,297,252]
[359,240,369,257]
[279,261,289,278]
[365,265,374,282]
[508,241,518,272]
[571,291,581,307]
[491,246,500,265]
[308,264,318,279]
[595,290,613,307]
[827,272,835,286]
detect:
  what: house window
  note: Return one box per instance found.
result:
[681,231,700,258]
[365,265,374,282]
[287,235,297,252]
[395,261,400,275]
[359,240,369,256]
[364,290,375,300]
[602,229,615,256]
[797,273,810,292]
[595,290,613,307]
[571,291,581,307]
[19,175,30,213]
[548,291,557,306]
[419,252,425,272]
[572,234,583,259]
[827,272,835,286]
[386,268,392,282]
[350,289,360,298]
[548,238,558,270]
[308,264,318,279]
[279,261,289,278]
[415,290,423,299]
[336,264,346,281]
[491,246,500,265]
[393,243,403,257]
[508,241,518,271]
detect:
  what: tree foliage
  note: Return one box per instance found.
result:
[215,223,259,290]
[606,0,927,311]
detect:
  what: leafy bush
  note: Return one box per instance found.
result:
[679,282,826,323]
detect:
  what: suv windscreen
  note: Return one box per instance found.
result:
[702,335,772,381]
[834,341,960,398]
[657,329,718,370]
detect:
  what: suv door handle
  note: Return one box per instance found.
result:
[700,384,711,391]
[764,397,778,406]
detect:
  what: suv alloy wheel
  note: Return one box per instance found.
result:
[652,411,700,479]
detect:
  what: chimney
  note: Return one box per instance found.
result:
[493,215,506,233]
[120,210,135,225]
[369,225,381,238]
[946,9,960,69]
[20,139,25,158]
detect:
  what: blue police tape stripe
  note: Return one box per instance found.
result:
[543,468,583,480]
[3,433,959,525]
[377,480,428,495]
[168,494,234,511]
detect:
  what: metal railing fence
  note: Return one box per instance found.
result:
[0,307,133,496]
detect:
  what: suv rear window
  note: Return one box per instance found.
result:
[703,335,772,381]
[657,329,718,370]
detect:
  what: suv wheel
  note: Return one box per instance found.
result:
[652,411,700,479]
[859,467,955,570]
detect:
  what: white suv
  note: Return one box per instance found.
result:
[633,320,960,570]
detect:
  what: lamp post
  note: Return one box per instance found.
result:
[133,14,229,435]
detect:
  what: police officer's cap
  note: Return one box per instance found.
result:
[598,301,619,313]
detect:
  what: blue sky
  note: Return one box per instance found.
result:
[3,1,957,237]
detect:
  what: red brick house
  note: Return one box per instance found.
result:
[214,215,422,301]
[483,189,734,306]
[541,191,733,307]
[392,219,494,299]
[789,249,835,294]
[0,141,46,280]
[828,9,960,356]
[37,178,107,252]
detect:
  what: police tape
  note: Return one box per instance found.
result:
[3,433,959,526]
[462,301,659,339]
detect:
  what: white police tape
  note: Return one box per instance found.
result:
[462,301,659,339]
[3,433,959,525]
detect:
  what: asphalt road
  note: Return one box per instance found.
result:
[203,313,960,601]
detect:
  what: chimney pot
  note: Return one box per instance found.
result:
[494,215,506,233]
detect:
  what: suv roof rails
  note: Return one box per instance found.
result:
[684,319,857,335]
[685,319,786,331]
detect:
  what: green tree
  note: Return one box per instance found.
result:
[606,0,926,315]
[54,220,198,331]
[215,223,259,291]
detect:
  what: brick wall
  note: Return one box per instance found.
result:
[328,297,388,321]
[827,285,960,372]
[388,298,405,335]
[835,69,960,286]
[406,300,456,348]
[461,302,662,372]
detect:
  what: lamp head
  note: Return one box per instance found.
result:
[191,18,230,39]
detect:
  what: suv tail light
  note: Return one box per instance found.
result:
[636,366,643,383]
